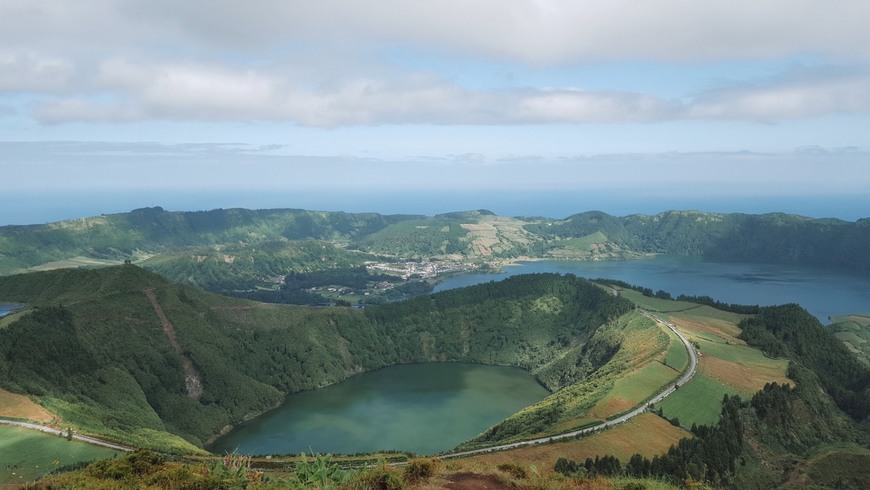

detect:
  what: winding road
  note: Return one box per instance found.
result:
[442,311,697,459]
[0,312,696,460]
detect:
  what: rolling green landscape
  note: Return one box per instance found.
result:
[0,207,869,488]
[1,208,869,309]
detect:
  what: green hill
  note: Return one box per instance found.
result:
[2,207,868,296]
[0,266,635,452]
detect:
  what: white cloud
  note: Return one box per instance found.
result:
[35,59,682,125]
[4,1,870,126]
[0,0,870,63]
[0,51,75,91]
[118,1,870,63]
[31,60,870,126]
[688,68,870,120]
[4,1,870,63]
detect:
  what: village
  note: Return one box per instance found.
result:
[364,260,475,280]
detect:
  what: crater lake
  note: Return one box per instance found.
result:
[209,362,549,455]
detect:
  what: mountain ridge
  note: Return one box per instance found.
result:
[2,207,868,295]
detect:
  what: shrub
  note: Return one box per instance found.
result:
[403,458,437,483]
[497,462,527,479]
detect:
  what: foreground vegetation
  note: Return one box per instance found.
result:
[0,425,118,485]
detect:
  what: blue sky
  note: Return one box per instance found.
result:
[1,1,869,223]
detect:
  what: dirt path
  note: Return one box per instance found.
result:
[0,418,132,452]
[144,288,203,400]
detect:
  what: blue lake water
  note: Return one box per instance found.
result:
[0,304,22,318]
[434,257,870,323]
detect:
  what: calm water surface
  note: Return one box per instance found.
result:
[210,363,548,455]
[0,304,22,318]
[435,256,870,323]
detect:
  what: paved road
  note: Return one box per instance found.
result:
[0,313,696,460]
[443,311,697,459]
[0,418,133,452]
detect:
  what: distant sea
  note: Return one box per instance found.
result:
[1,189,868,226]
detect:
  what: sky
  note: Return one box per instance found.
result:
[1,1,869,224]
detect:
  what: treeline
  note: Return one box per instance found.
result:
[551,301,870,487]
[223,266,424,305]
[674,294,760,314]
[594,278,674,301]
[555,394,746,485]
[0,267,634,450]
[595,278,761,314]
[555,373,863,486]
[281,266,393,290]
[739,304,870,421]
[227,288,325,305]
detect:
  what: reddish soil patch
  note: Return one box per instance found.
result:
[701,356,788,394]
[0,388,54,423]
[671,317,742,344]
[591,397,632,419]
[444,472,514,489]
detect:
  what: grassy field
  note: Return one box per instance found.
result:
[0,425,118,484]
[0,388,54,422]
[656,373,740,427]
[22,256,124,273]
[617,290,789,432]
[618,289,698,313]
[589,359,679,419]
[671,313,789,396]
[831,314,870,365]
[464,413,689,475]
[662,325,688,372]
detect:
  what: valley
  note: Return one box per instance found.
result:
[0,207,868,488]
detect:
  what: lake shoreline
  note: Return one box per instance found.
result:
[208,362,549,456]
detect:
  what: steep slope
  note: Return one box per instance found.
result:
[0,266,636,451]
[0,207,416,273]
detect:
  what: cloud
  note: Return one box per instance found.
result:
[30,60,870,126]
[34,59,681,125]
[116,1,870,63]
[4,2,870,127]
[688,67,870,120]
[0,51,75,91]
[4,1,870,63]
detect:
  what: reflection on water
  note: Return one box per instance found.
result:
[434,257,870,322]
[209,363,548,456]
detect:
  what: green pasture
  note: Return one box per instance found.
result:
[656,374,739,428]
[0,425,118,484]
[594,360,679,417]
[831,314,870,365]
[695,337,777,366]
[662,327,688,372]
[676,305,748,324]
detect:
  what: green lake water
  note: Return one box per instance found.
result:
[209,363,549,456]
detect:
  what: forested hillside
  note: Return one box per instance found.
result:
[0,266,633,451]
[551,302,870,488]
[2,207,867,296]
